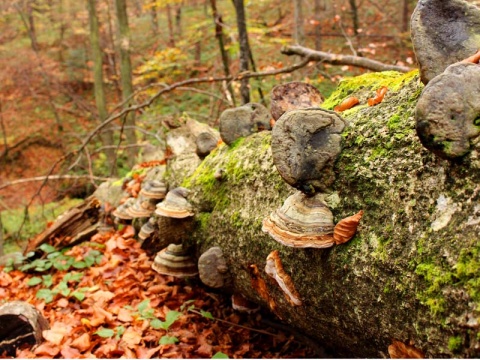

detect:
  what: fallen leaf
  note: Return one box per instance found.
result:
[60,346,81,358]
[388,339,424,358]
[122,326,142,346]
[70,333,91,352]
[34,342,60,357]
[117,307,134,322]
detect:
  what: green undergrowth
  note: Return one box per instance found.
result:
[1,197,83,253]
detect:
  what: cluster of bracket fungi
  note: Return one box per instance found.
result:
[106,80,364,313]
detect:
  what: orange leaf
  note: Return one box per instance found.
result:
[60,346,81,359]
[34,342,60,357]
[367,86,388,106]
[388,339,424,358]
[117,307,134,322]
[70,333,91,352]
[122,327,143,346]
[334,96,360,112]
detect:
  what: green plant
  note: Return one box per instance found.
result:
[212,352,229,359]
[28,270,89,303]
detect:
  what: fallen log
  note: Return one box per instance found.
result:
[143,70,478,358]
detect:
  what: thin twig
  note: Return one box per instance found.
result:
[0,174,112,191]
[188,309,282,338]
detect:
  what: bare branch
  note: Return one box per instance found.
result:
[0,174,113,191]
[281,45,414,73]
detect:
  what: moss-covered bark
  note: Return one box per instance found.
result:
[155,70,480,357]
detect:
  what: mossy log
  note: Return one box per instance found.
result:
[155,70,480,358]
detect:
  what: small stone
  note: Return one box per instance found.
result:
[270,82,324,120]
[415,62,480,159]
[271,108,346,194]
[219,103,271,145]
[411,0,480,84]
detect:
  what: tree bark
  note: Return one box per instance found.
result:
[209,0,235,106]
[348,0,360,36]
[293,0,304,45]
[87,0,117,173]
[313,0,322,50]
[281,44,414,73]
[232,0,250,104]
[115,0,137,168]
[166,4,175,47]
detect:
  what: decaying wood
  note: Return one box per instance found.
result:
[281,44,414,73]
[24,196,101,254]
[0,301,49,357]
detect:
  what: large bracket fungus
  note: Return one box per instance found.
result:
[415,62,480,159]
[152,243,198,278]
[271,108,346,194]
[198,246,229,288]
[411,0,480,85]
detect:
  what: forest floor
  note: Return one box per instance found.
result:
[0,225,321,359]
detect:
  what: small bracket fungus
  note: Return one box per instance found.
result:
[138,217,156,241]
[155,187,194,218]
[333,210,364,245]
[231,294,260,314]
[125,195,156,218]
[219,103,272,145]
[270,82,324,121]
[265,250,302,306]
[415,62,480,159]
[139,180,168,200]
[152,243,198,278]
[271,108,346,194]
[198,247,228,288]
[196,132,219,158]
[112,197,136,221]
[262,191,335,248]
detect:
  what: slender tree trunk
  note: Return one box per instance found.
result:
[232,0,250,104]
[348,0,360,36]
[209,0,235,106]
[402,0,409,33]
[293,0,304,45]
[166,4,175,47]
[150,1,158,36]
[314,0,322,50]
[87,0,117,174]
[115,0,137,168]
[26,0,39,52]
[175,3,182,38]
[106,0,121,97]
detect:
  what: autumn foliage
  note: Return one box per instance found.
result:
[0,226,314,358]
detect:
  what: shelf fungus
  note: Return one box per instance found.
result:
[265,250,302,306]
[198,247,228,288]
[139,180,168,200]
[333,210,364,245]
[231,293,260,314]
[155,187,194,218]
[262,191,335,248]
[152,243,198,278]
[270,82,324,121]
[415,62,480,159]
[125,195,156,218]
[219,103,272,146]
[271,108,346,194]
[112,197,135,221]
[138,217,156,241]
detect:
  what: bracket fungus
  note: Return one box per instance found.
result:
[138,217,156,241]
[271,108,346,194]
[411,0,480,84]
[231,294,260,314]
[125,195,156,218]
[265,250,302,306]
[219,103,272,146]
[415,62,480,159]
[155,187,194,218]
[270,82,324,121]
[262,191,335,248]
[112,197,135,221]
[198,247,229,288]
[139,180,168,200]
[152,243,198,278]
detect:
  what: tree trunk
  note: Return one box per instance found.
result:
[166,4,175,47]
[26,0,39,52]
[115,0,137,168]
[348,0,360,36]
[209,0,235,106]
[175,3,182,38]
[232,0,250,104]
[150,2,158,36]
[293,0,304,45]
[87,0,117,174]
[314,0,322,50]
[402,0,410,33]
[129,70,480,358]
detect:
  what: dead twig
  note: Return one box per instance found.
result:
[0,174,112,191]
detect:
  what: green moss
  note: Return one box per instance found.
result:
[448,336,463,352]
[195,212,212,232]
[456,246,480,302]
[415,262,453,314]
[322,70,419,110]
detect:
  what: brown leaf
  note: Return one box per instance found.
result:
[34,342,60,357]
[388,339,424,359]
[122,326,143,347]
[70,333,91,352]
[136,345,161,359]
[117,307,134,322]
[89,289,115,306]
[60,346,81,359]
